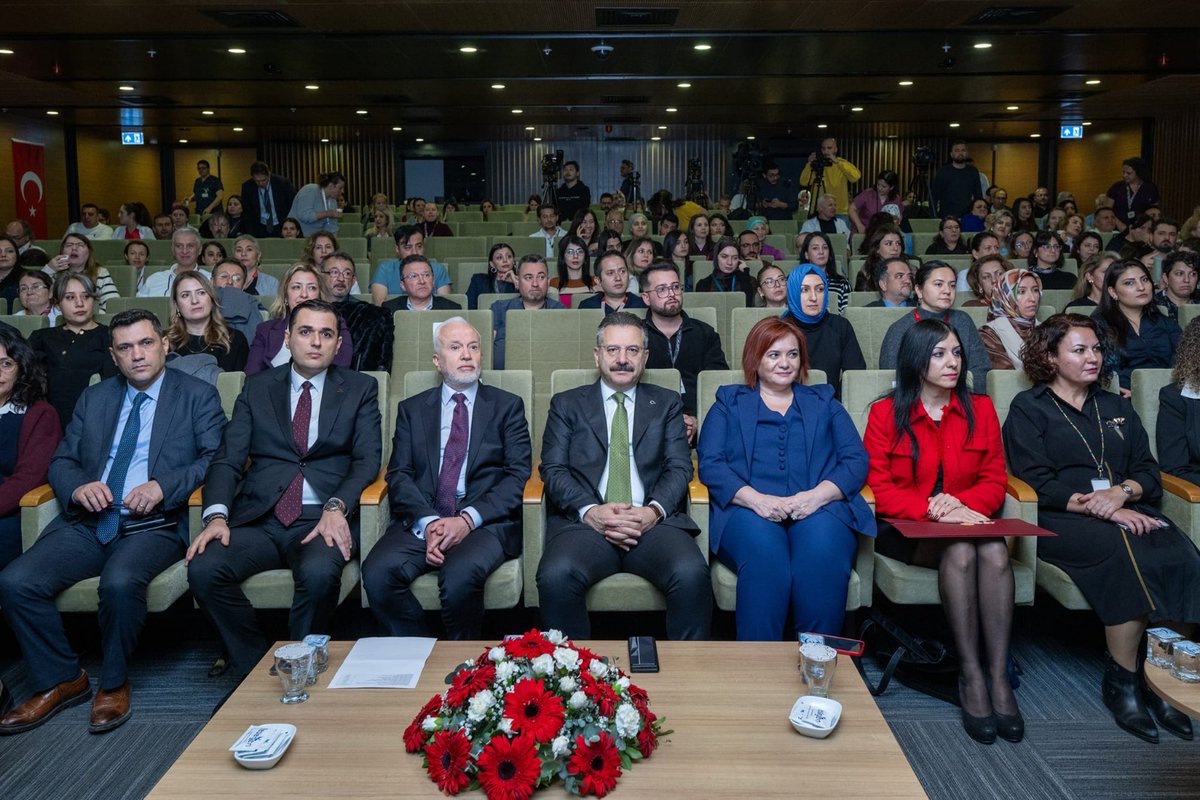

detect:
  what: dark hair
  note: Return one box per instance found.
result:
[875,169,900,198]
[737,229,758,242]
[110,307,164,337]
[80,203,99,213]
[1119,240,1155,262]
[393,224,421,245]
[966,255,1010,300]
[599,192,613,201]
[799,231,842,279]
[399,253,432,272]
[658,212,679,228]
[567,208,599,243]
[889,319,974,464]
[1096,258,1160,347]
[122,201,152,228]
[281,217,303,234]
[287,298,340,330]
[0,234,18,258]
[859,222,902,256]
[914,259,955,289]
[487,242,515,276]
[197,159,210,169]
[18,268,52,290]
[1153,217,1180,235]
[874,256,911,289]
[1165,249,1200,276]
[970,231,1000,255]
[563,160,580,172]
[595,229,623,254]
[741,316,808,387]
[1122,156,1150,181]
[517,253,547,269]
[641,260,680,285]
[538,203,558,218]
[594,250,628,276]
[596,310,647,348]
[708,212,730,232]
[1029,230,1067,270]
[318,171,346,188]
[662,229,688,258]
[214,258,247,280]
[250,161,270,176]
[1070,231,1104,261]
[712,235,739,259]
[324,250,356,269]
[1023,313,1101,383]
[556,235,592,288]
[0,327,47,407]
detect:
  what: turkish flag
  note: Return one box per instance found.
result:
[12,139,47,238]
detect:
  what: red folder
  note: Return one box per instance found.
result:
[883,517,1056,538]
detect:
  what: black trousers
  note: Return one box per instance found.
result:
[187,506,357,677]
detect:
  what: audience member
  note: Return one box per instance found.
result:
[63,203,113,241]
[687,213,713,260]
[1157,317,1200,485]
[183,159,224,216]
[624,236,656,288]
[931,141,984,217]
[804,193,852,236]
[849,171,901,234]
[866,256,916,308]
[746,217,786,260]
[169,204,196,234]
[799,141,860,219]
[417,201,453,239]
[279,218,303,239]
[981,269,1043,369]
[856,224,905,291]
[229,234,277,298]
[200,241,226,269]
[566,208,600,255]
[1154,250,1200,322]
[288,171,345,236]
[578,251,646,314]
[45,233,118,312]
[1106,157,1160,232]
[382,255,462,314]
[782,264,865,399]
[961,199,990,233]
[111,202,155,240]
[798,231,850,314]
[466,243,516,310]
[139,229,206,297]
[755,264,787,309]
[555,161,592,221]
[1092,259,1180,392]
[15,270,54,320]
[490,255,565,370]
[240,162,296,238]
[1066,252,1118,311]
[325,252,392,372]
[166,271,249,373]
[550,236,594,306]
[697,236,755,305]
[1026,230,1076,290]
[370,226,453,303]
[708,213,731,240]
[1011,197,1038,232]
[1152,218,1179,255]
[245,263,352,374]
[0,235,20,312]
[962,255,1008,308]
[152,214,174,241]
[926,215,969,255]
[222,196,246,237]
[6,219,46,263]
[1072,231,1104,265]
[528,205,565,260]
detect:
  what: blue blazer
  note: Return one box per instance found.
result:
[49,369,226,543]
[697,382,875,553]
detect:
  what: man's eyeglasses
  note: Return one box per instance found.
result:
[651,283,683,297]
[403,271,433,281]
[325,269,355,280]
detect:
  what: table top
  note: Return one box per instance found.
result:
[1145,661,1200,718]
[149,640,927,799]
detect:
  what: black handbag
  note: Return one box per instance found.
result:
[856,608,961,706]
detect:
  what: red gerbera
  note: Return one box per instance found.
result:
[637,711,659,758]
[505,629,555,659]
[447,663,497,707]
[503,677,565,743]
[405,694,443,753]
[567,732,622,798]
[425,729,473,795]
[476,734,541,800]
[582,673,619,717]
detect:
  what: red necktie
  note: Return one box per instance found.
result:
[275,381,312,526]
[435,393,468,517]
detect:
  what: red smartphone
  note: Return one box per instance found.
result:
[800,632,866,657]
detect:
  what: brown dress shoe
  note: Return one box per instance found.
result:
[89,682,132,734]
[0,670,91,735]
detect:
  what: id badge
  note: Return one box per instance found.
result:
[1091,478,1112,491]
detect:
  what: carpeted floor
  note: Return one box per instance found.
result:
[1,600,1198,800]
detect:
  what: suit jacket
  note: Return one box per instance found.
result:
[381,295,462,314]
[1157,383,1200,485]
[239,174,297,238]
[697,383,875,553]
[386,384,531,556]
[540,380,697,537]
[49,370,225,542]
[203,365,382,526]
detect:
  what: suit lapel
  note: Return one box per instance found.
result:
[795,384,817,464]
[94,379,126,474]
[585,381,608,450]
[270,368,296,453]
[424,385,443,485]
[736,388,757,469]
[465,385,489,475]
[632,385,653,448]
[147,371,176,471]
[314,367,346,450]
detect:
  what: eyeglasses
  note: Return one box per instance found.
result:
[325,268,356,280]
[651,283,683,297]
[62,242,87,251]
[564,248,585,256]
[0,358,16,373]
[601,345,643,358]
[19,284,48,294]
[1039,242,1063,250]
[760,277,785,287]
[403,271,433,281]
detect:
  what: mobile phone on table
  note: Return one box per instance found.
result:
[628,636,660,673]
[800,632,865,657]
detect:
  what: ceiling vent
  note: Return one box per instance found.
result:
[201,9,301,28]
[962,6,1069,25]
[596,7,679,27]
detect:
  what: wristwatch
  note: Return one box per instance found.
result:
[1119,483,1133,497]
[323,497,348,516]
[202,511,228,528]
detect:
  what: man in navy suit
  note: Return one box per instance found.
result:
[187,300,381,677]
[362,318,530,638]
[537,312,711,639]
[0,309,225,734]
[239,161,297,238]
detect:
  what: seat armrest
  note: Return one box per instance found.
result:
[1162,472,1200,503]
[524,473,544,504]
[189,486,203,507]
[1006,474,1037,503]
[859,484,874,507]
[522,481,545,607]
[689,478,709,504]
[360,469,388,505]
[20,483,56,507]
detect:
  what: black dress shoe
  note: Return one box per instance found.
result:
[1142,683,1194,741]
[959,676,996,744]
[1103,655,1158,743]
[207,656,230,679]
[994,710,1025,743]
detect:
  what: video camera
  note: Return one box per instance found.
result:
[733,140,769,181]
[911,145,936,171]
[541,149,565,180]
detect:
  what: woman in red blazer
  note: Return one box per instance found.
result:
[863,319,1017,745]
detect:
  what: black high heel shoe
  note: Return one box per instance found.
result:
[994,710,1024,743]
[959,676,997,745]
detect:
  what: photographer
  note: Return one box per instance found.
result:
[556,160,592,222]
[798,138,862,222]
[755,162,799,221]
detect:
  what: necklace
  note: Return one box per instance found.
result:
[1050,391,1108,480]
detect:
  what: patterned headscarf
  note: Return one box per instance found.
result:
[786,263,829,324]
[988,268,1042,327]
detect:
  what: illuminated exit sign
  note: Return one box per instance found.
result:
[121,131,144,145]
[1059,125,1083,139]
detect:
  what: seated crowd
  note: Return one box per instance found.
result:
[2,156,1200,755]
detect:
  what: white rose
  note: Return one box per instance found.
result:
[551,735,571,758]
[568,691,589,710]
[615,703,641,738]
[467,689,496,722]
[558,676,577,693]
[616,676,630,690]
[531,653,555,676]
[553,647,581,672]
[588,660,609,679]
[421,715,438,732]
[489,646,507,663]
[545,629,567,645]
[499,717,514,734]
[495,661,520,683]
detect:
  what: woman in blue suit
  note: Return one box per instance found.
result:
[698,316,876,640]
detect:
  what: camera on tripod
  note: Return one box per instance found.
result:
[733,140,768,181]
[911,145,936,171]
[541,150,565,180]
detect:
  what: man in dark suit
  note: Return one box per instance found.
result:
[362,318,530,638]
[0,309,224,734]
[537,311,711,640]
[382,255,462,313]
[187,300,381,677]
[239,161,297,238]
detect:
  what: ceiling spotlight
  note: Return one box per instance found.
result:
[118,85,135,91]
[817,123,828,129]
[693,43,712,51]
[677,82,692,88]
[524,126,535,131]
[898,80,913,86]
[1083,121,1093,126]
[227,48,246,54]
[1030,133,1041,138]
[850,106,864,112]
[511,109,523,115]
[491,83,505,89]
[651,136,662,141]
[0,49,13,55]
[201,110,214,116]
[392,126,403,131]
[305,84,319,90]
[356,109,368,115]
[233,127,244,132]
[459,46,478,53]
[46,110,59,116]
[415,138,425,142]
[746,135,756,140]
[974,42,992,49]
[178,138,188,143]
[1086,79,1102,85]
[320,138,329,142]
[949,122,960,128]
[1006,105,1020,111]
[533,137,542,142]
[666,107,678,113]
[658,125,667,130]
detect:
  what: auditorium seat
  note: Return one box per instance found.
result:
[0,314,49,337]
[683,291,747,355]
[729,307,784,368]
[1131,368,1200,546]
[1038,290,1075,312]
[460,221,510,237]
[425,236,489,261]
[843,307,909,368]
[99,296,171,328]
[388,309,493,397]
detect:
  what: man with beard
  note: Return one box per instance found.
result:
[930,141,984,217]
[326,251,392,372]
[1152,218,1180,255]
[1029,186,1052,220]
[490,255,564,369]
[641,261,727,446]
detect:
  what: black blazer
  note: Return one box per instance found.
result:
[238,174,297,238]
[539,380,696,537]
[203,364,382,525]
[386,383,531,556]
[1157,383,1200,485]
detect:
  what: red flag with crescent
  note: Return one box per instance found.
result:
[12,139,47,238]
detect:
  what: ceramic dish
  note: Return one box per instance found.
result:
[788,695,842,739]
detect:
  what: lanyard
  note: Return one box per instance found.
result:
[1051,393,1108,479]
[666,325,683,366]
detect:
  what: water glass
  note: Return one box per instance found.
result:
[304,634,331,674]
[1171,641,1200,683]
[800,643,838,697]
[275,643,315,704]
[1147,627,1184,669]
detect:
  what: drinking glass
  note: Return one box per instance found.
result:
[275,643,315,704]
[800,643,838,697]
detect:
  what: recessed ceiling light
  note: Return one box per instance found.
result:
[1086,79,1101,85]
[746,135,756,140]
[524,126,535,131]
[1006,105,1020,111]
[46,110,58,116]
[666,107,678,113]
[1030,133,1041,138]
[201,110,214,116]
[974,42,992,49]
[491,83,505,90]
[887,134,899,139]
[1082,121,1093,126]
[392,126,403,131]
[227,48,246,54]
[658,125,667,130]
[178,138,188,144]
[949,122,960,128]
[305,84,319,91]
[898,80,913,86]
[233,127,244,132]
[677,82,692,88]
[511,109,523,114]
[693,44,712,51]
[459,46,478,53]
[533,137,542,142]
[850,106,864,112]
[817,123,828,129]
[320,138,329,143]
[415,138,425,142]
[118,85,135,92]
[651,136,661,141]
[356,109,368,115]
[0,49,13,55]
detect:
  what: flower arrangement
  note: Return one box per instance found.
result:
[406,629,668,798]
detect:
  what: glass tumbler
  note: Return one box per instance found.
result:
[275,643,315,704]
[800,642,838,697]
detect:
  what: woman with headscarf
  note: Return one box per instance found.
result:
[745,216,786,261]
[981,269,1043,370]
[782,264,866,399]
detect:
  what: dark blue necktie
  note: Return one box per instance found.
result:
[435,393,468,517]
[96,391,149,545]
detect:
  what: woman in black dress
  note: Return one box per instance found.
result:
[1092,258,1180,394]
[166,270,249,373]
[1003,313,1200,743]
[781,263,864,399]
[696,236,756,306]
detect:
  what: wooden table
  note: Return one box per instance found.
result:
[1145,661,1200,718]
[149,640,926,799]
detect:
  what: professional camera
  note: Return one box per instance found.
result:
[541,150,565,180]
[733,141,768,181]
[684,159,705,204]
[911,145,936,170]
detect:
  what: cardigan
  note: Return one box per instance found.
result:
[0,400,62,517]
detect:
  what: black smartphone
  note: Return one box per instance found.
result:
[799,632,866,657]
[628,636,660,673]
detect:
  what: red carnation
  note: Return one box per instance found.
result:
[405,694,443,753]
[505,629,555,659]
[425,729,473,795]
[626,683,650,715]
[447,663,497,707]
[582,674,619,717]
[476,734,541,800]
[503,677,565,743]
[568,732,622,798]
[573,645,601,670]
[637,711,659,758]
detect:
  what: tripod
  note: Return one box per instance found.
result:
[807,169,827,217]
[541,172,559,209]
[908,168,933,216]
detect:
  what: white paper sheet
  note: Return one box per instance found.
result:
[327,637,438,689]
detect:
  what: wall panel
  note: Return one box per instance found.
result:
[76,131,162,220]
[0,120,69,235]
[1057,123,1142,216]
[173,148,258,213]
[262,130,396,207]
[1153,112,1200,221]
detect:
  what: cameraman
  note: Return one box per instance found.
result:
[755,162,798,221]
[798,138,862,224]
[556,160,592,221]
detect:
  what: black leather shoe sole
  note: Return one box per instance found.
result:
[0,685,92,735]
